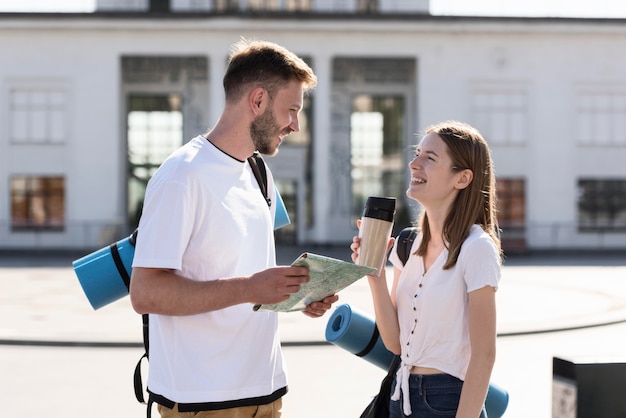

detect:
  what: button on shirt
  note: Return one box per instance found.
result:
[388,225,501,415]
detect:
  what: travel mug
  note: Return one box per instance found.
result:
[356,196,395,276]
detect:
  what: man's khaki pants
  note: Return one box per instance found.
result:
[157,399,282,418]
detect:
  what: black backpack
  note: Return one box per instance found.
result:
[396,226,417,266]
[133,152,271,416]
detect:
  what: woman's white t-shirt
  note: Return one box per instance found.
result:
[389,224,501,414]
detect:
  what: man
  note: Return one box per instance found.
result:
[129,38,338,418]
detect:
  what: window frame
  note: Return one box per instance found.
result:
[8,81,70,146]
[577,178,626,233]
[10,176,66,231]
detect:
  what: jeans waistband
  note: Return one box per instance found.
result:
[407,373,463,389]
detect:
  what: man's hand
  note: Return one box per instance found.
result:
[249,266,310,305]
[302,294,339,318]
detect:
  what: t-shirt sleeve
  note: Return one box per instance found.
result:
[461,235,501,292]
[388,235,403,269]
[132,178,193,270]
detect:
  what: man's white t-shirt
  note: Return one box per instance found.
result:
[132,136,286,404]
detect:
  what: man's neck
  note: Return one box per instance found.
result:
[204,123,255,161]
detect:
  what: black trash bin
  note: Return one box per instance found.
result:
[553,356,626,418]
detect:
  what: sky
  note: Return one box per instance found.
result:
[1,0,626,18]
[0,0,95,12]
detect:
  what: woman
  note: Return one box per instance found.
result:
[352,120,502,417]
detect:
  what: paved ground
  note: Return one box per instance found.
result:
[1,246,626,417]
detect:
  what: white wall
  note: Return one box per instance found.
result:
[1,16,625,249]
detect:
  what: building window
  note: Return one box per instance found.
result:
[496,178,526,245]
[127,94,183,228]
[10,87,67,144]
[356,0,377,12]
[215,0,312,11]
[350,95,405,221]
[11,176,65,230]
[470,90,527,146]
[284,0,311,11]
[576,93,626,146]
[128,95,183,167]
[149,0,169,12]
[213,0,239,11]
[578,179,626,232]
[497,178,525,227]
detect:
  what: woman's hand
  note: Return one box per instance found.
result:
[350,235,361,264]
[302,294,340,318]
[350,218,395,270]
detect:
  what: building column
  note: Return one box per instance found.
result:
[208,51,227,130]
[310,52,332,242]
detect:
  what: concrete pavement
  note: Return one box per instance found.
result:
[1,247,626,417]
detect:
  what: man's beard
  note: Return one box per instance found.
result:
[250,107,285,156]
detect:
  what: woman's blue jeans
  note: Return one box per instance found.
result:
[389,373,487,417]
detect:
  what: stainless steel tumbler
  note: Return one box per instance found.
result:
[356,196,396,276]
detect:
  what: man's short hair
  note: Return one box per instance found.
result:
[223,38,317,103]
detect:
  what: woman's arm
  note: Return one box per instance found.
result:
[367,265,402,354]
[456,285,497,418]
[351,233,402,355]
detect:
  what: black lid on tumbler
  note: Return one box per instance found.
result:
[362,196,396,222]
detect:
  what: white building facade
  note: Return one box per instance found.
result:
[1,0,626,252]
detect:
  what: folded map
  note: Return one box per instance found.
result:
[253,252,376,312]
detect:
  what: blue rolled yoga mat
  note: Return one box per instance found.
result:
[73,231,137,310]
[325,303,509,418]
[485,381,509,418]
[273,189,290,230]
[325,303,395,370]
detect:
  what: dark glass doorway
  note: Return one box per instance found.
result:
[127,94,182,229]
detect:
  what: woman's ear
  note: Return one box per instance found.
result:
[455,169,474,190]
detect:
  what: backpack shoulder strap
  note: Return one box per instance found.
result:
[396,227,417,266]
[247,152,271,208]
[133,313,149,404]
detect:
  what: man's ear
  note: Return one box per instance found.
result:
[249,87,268,116]
[455,169,474,190]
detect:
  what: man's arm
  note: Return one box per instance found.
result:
[129,265,311,316]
